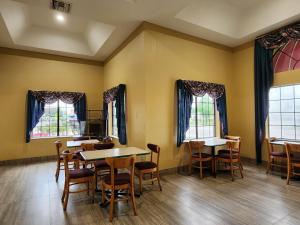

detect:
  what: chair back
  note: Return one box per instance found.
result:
[105,156,135,186]
[94,143,115,150]
[81,143,95,151]
[266,137,277,154]
[55,141,62,158]
[188,140,205,157]
[225,141,240,158]
[147,143,160,167]
[73,136,90,141]
[225,135,241,153]
[285,142,300,161]
[62,150,72,178]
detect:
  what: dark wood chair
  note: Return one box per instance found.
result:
[55,140,78,182]
[215,140,243,181]
[102,156,137,222]
[188,140,213,179]
[135,143,162,194]
[285,142,300,185]
[266,137,287,174]
[61,151,95,211]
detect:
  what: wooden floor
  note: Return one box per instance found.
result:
[1,161,300,225]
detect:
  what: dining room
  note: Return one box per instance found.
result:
[2,0,300,225]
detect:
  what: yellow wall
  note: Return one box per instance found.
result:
[104,30,234,170]
[103,33,146,149]
[0,53,103,160]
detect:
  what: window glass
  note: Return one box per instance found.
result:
[111,100,118,136]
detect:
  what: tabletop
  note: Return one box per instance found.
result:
[271,140,300,146]
[184,137,228,147]
[67,139,100,148]
[80,147,151,161]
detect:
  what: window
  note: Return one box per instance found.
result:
[269,84,300,140]
[185,94,215,140]
[111,100,118,136]
[32,100,80,138]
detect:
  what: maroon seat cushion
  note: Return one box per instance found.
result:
[192,153,212,158]
[103,173,131,185]
[217,153,239,159]
[135,161,157,170]
[94,160,109,169]
[69,168,94,179]
[218,149,239,155]
[271,152,287,157]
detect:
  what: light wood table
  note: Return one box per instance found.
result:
[66,139,100,148]
[270,140,300,146]
[80,147,150,161]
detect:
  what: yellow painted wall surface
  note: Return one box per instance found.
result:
[144,31,234,169]
[103,33,146,149]
[0,54,103,160]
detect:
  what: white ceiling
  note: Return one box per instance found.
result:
[0,0,300,62]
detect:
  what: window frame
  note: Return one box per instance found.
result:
[185,95,216,140]
[268,83,300,141]
[32,100,80,139]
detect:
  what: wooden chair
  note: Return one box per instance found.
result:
[266,137,287,174]
[285,143,300,185]
[188,140,213,179]
[218,135,243,170]
[135,144,162,194]
[215,140,243,181]
[61,151,95,211]
[54,140,77,182]
[102,156,137,222]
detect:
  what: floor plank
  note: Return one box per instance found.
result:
[1,161,300,225]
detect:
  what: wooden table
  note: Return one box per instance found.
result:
[66,139,100,148]
[270,140,300,146]
[80,147,150,161]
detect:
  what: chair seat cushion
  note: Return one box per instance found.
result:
[192,153,212,158]
[218,149,239,155]
[135,161,157,170]
[94,160,109,169]
[69,168,94,179]
[271,152,287,157]
[216,153,239,159]
[103,173,131,185]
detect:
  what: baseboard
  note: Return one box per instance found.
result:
[0,155,56,166]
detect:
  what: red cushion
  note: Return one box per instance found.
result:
[94,160,109,168]
[271,152,287,157]
[217,153,239,159]
[135,161,157,170]
[103,173,131,185]
[69,168,94,179]
[192,153,212,158]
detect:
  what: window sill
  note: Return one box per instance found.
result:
[31,136,79,141]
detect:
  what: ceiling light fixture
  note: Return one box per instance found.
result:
[56,14,65,23]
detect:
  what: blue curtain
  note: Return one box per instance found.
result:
[116,84,127,145]
[74,93,87,122]
[176,80,193,147]
[26,90,45,143]
[254,39,274,163]
[216,91,228,137]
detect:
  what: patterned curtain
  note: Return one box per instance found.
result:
[176,79,228,146]
[26,90,86,143]
[102,84,127,145]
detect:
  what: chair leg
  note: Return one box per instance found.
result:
[91,178,95,203]
[157,171,162,191]
[101,182,106,204]
[239,162,244,178]
[109,190,115,222]
[287,164,291,185]
[61,180,67,202]
[200,161,203,179]
[151,173,154,185]
[63,183,69,211]
[130,186,138,216]
[230,162,234,182]
[139,173,143,195]
[214,159,217,177]
[55,160,60,182]
[87,182,90,196]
